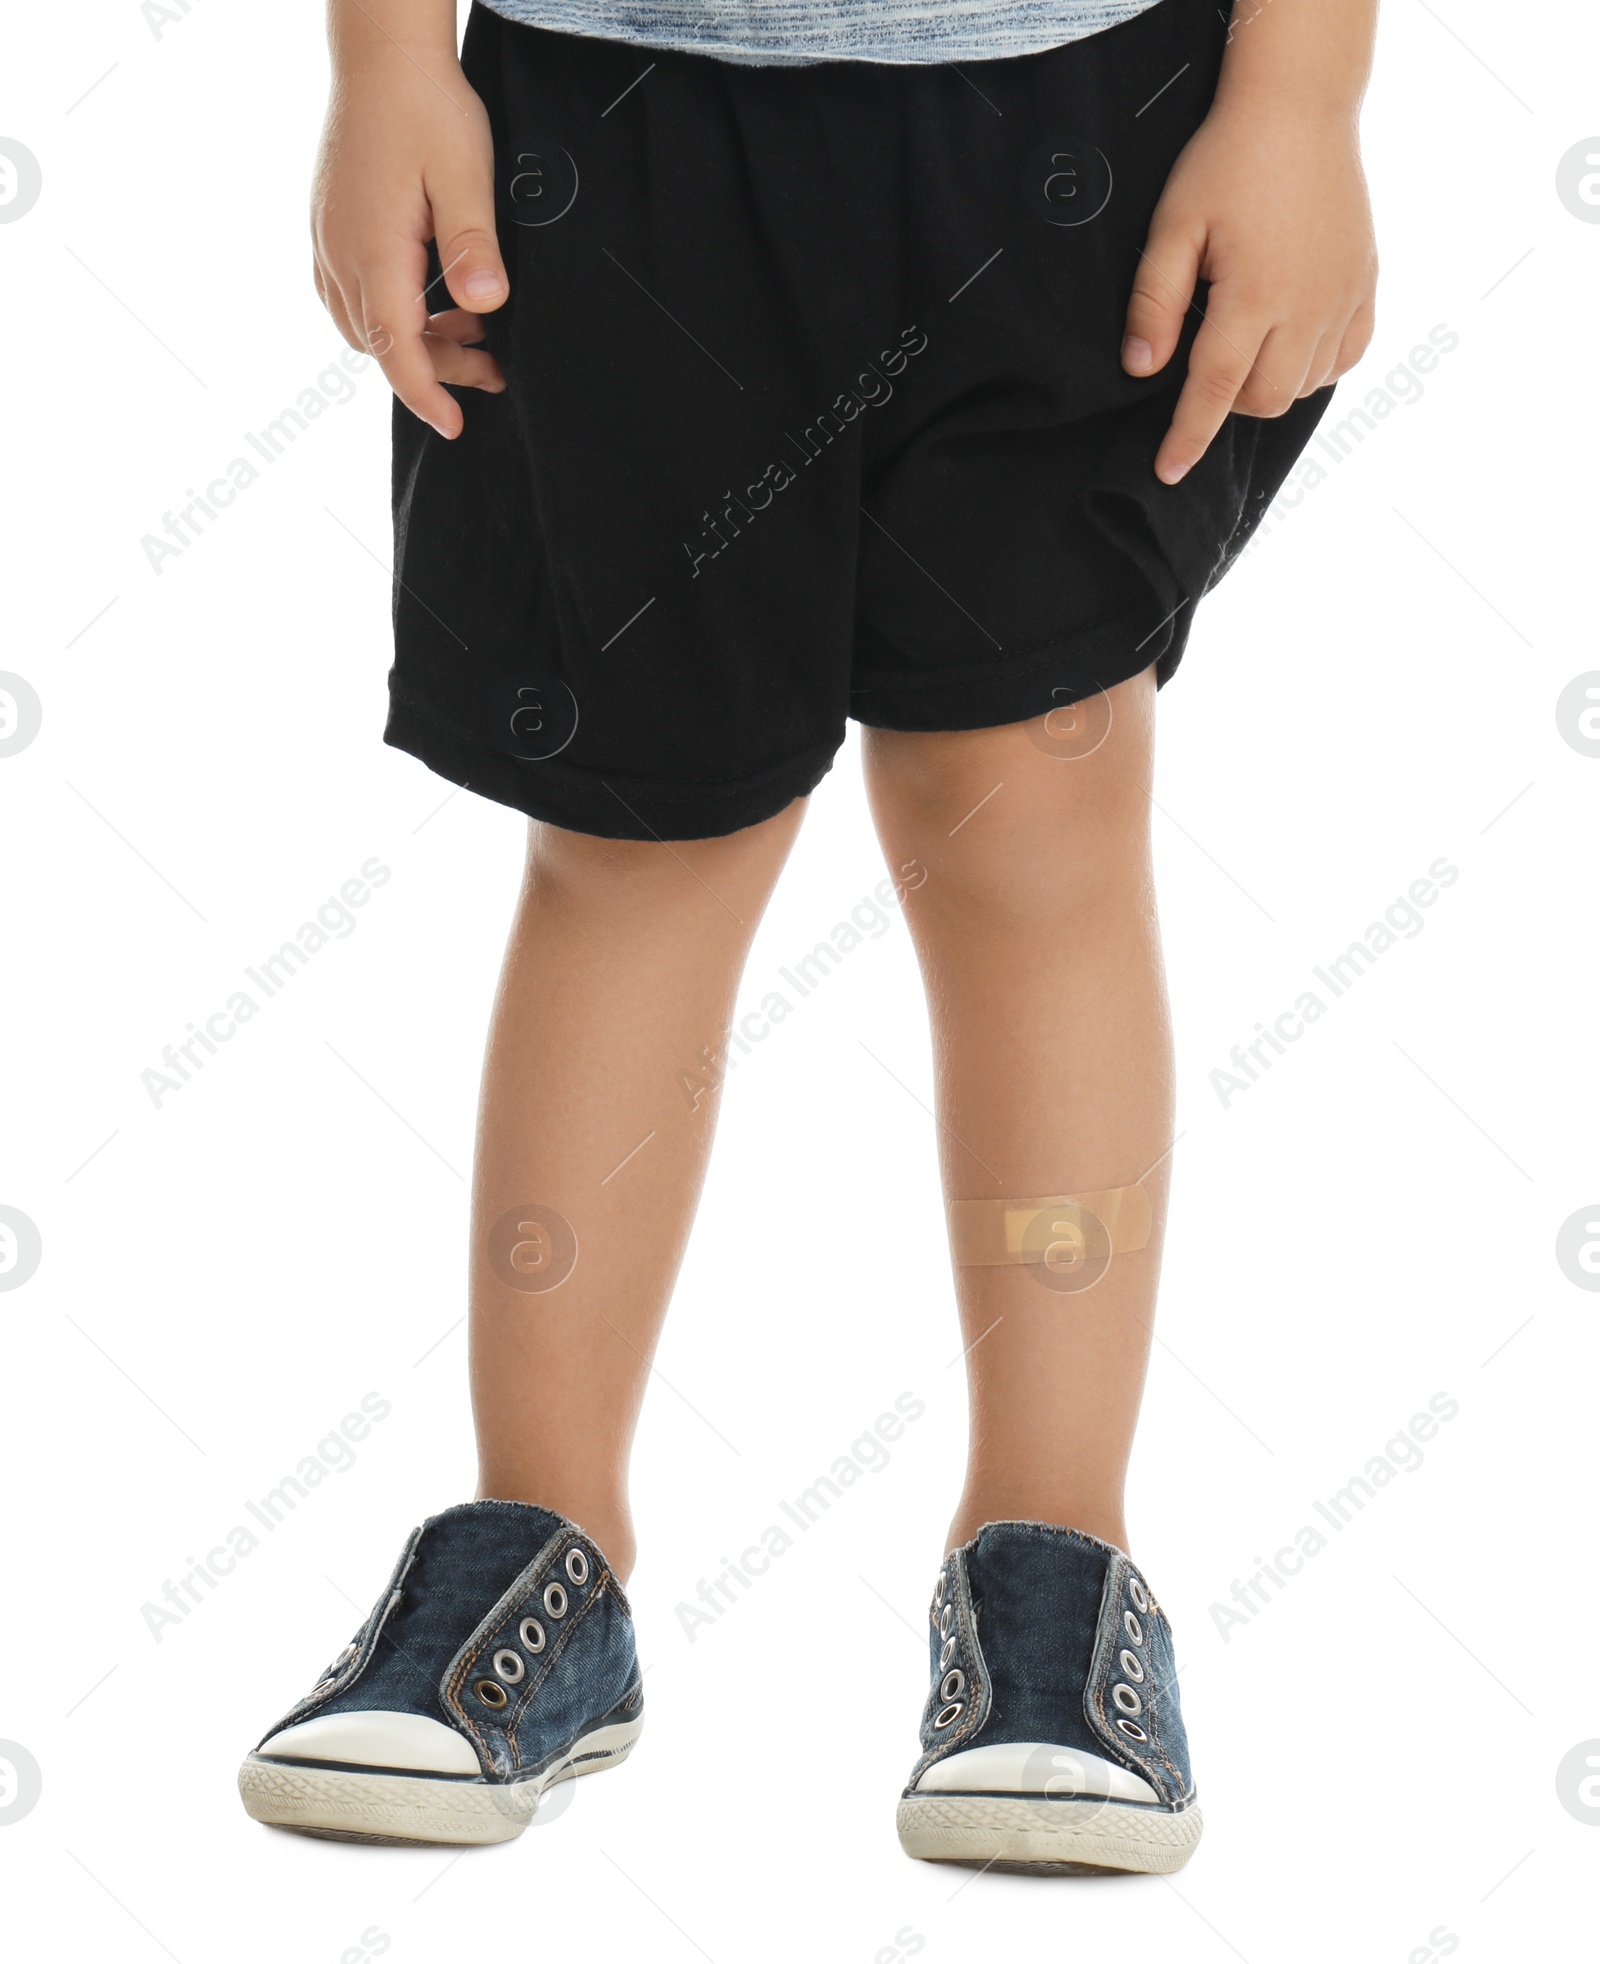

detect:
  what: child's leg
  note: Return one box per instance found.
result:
[469,802,806,1578]
[862,668,1169,1556]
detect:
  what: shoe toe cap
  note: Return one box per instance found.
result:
[258,1709,481,1775]
[914,1741,1159,1804]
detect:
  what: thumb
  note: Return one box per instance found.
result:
[1123,203,1202,378]
[429,167,509,316]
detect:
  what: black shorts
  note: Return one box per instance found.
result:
[386,0,1330,840]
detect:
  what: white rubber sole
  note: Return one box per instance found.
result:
[239,1716,642,1847]
[896,1792,1203,1874]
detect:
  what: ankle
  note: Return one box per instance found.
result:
[947,1499,1129,1559]
[474,1481,636,1582]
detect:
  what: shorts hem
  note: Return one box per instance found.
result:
[848,593,1188,732]
[384,683,842,841]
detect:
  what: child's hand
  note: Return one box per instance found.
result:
[1122,98,1377,484]
[312,34,508,439]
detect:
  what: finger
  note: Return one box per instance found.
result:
[427,307,493,346]
[1123,205,1203,379]
[1153,303,1266,484]
[315,255,364,355]
[421,331,505,392]
[359,256,466,438]
[1331,301,1375,380]
[1300,327,1344,396]
[429,167,509,316]
[1236,325,1317,418]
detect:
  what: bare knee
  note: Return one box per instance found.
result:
[863,677,1156,919]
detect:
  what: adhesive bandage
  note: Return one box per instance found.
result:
[948,1185,1151,1292]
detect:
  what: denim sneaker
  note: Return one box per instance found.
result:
[238,1500,643,1845]
[896,1522,1202,1872]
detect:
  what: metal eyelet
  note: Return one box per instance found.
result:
[1119,1648,1145,1684]
[933,1702,963,1730]
[1116,1717,1147,1742]
[1128,1575,1150,1614]
[939,1636,957,1669]
[940,1668,965,1701]
[475,1679,509,1710]
[938,1604,954,1638]
[565,1547,590,1586]
[933,1574,947,1610]
[519,1616,546,1653]
[1124,1610,1144,1646]
[1112,1683,1143,1718]
[320,1643,356,1682]
[493,1648,525,1684]
[543,1581,569,1619]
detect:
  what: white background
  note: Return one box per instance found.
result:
[3,1,1598,1959]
